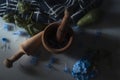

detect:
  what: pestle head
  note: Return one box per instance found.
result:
[56,8,71,42]
[3,59,13,68]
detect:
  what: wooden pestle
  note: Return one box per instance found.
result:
[3,31,43,68]
[56,8,70,42]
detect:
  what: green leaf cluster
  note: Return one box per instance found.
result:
[2,0,47,36]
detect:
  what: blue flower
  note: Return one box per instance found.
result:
[72,59,96,80]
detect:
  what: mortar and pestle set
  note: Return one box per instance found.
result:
[3,9,74,68]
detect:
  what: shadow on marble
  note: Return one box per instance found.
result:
[65,30,120,80]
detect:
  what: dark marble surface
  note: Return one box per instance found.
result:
[0,0,120,80]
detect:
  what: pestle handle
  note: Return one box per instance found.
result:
[3,50,25,68]
[56,8,70,42]
[3,31,43,68]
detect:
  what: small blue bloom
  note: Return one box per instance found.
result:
[46,63,53,69]
[95,31,102,39]
[72,26,85,35]
[49,56,57,64]
[1,37,9,43]
[72,59,96,80]
[13,30,29,37]
[63,64,70,73]
[3,24,13,31]
[30,57,39,65]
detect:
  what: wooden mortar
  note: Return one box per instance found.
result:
[42,9,73,53]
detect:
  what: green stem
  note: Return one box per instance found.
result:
[27,12,34,24]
